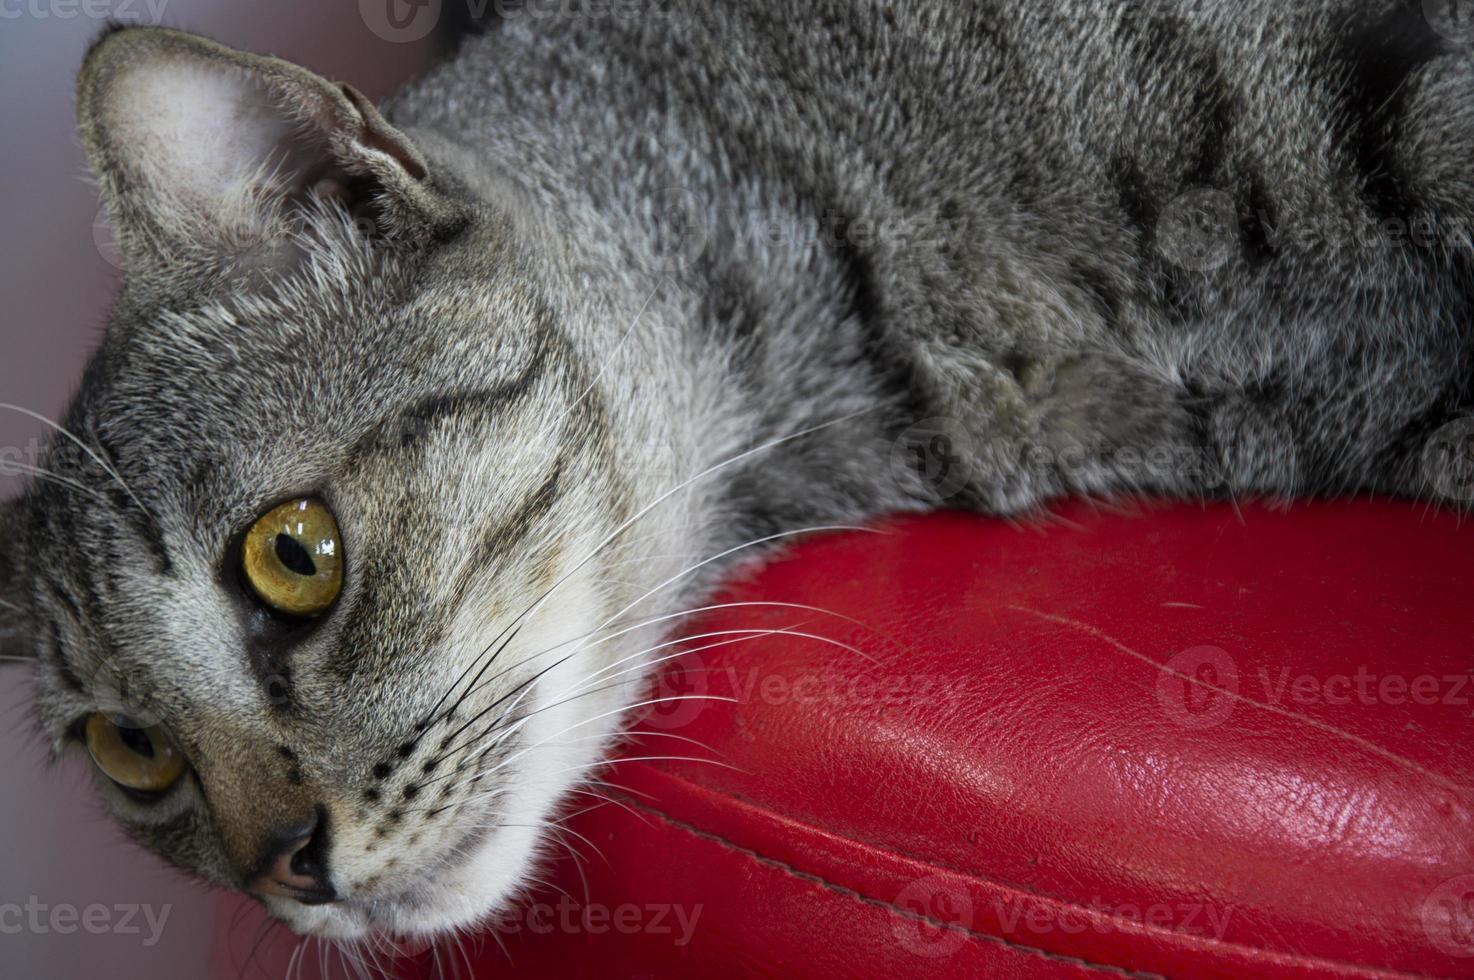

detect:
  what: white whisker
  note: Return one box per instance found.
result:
[565,782,654,823]
[0,461,109,504]
[455,523,880,706]
[426,693,736,803]
[558,623,873,705]
[283,937,304,980]
[436,628,783,766]
[588,524,880,644]
[437,587,874,753]
[456,753,738,812]
[544,820,606,869]
[431,412,873,726]
[0,402,147,513]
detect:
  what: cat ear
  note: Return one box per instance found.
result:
[0,500,31,666]
[77,26,435,282]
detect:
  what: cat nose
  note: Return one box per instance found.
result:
[247,808,337,905]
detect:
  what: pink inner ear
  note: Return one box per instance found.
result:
[108,57,305,211]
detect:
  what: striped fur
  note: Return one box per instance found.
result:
[3,0,1472,940]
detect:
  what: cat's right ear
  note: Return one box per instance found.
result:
[77,26,447,287]
[0,500,31,666]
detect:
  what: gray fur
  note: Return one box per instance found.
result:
[3,0,1472,940]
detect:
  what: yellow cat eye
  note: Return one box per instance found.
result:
[84,713,186,794]
[242,498,344,617]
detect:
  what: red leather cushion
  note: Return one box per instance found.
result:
[213,501,1474,979]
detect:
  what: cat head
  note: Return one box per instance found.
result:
[3,26,645,940]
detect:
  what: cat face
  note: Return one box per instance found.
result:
[0,27,643,940]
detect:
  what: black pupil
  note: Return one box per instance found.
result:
[275,534,317,577]
[118,724,155,759]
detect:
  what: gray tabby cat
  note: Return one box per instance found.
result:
[2,0,1472,941]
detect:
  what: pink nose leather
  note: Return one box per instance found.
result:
[248,835,321,901]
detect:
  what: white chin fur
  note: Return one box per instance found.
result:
[276,573,650,943]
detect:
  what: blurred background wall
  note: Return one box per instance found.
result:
[0,4,440,977]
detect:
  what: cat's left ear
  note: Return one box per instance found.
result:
[78,26,439,283]
[0,500,31,665]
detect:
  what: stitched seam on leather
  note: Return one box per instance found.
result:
[627,777,1441,980]
[709,785,1080,906]
[620,795,1169,980]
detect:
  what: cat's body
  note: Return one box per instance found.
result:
[1,0,1470,943]
[404,1,1474,517]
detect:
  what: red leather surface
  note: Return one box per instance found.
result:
[213,501,1474,979]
